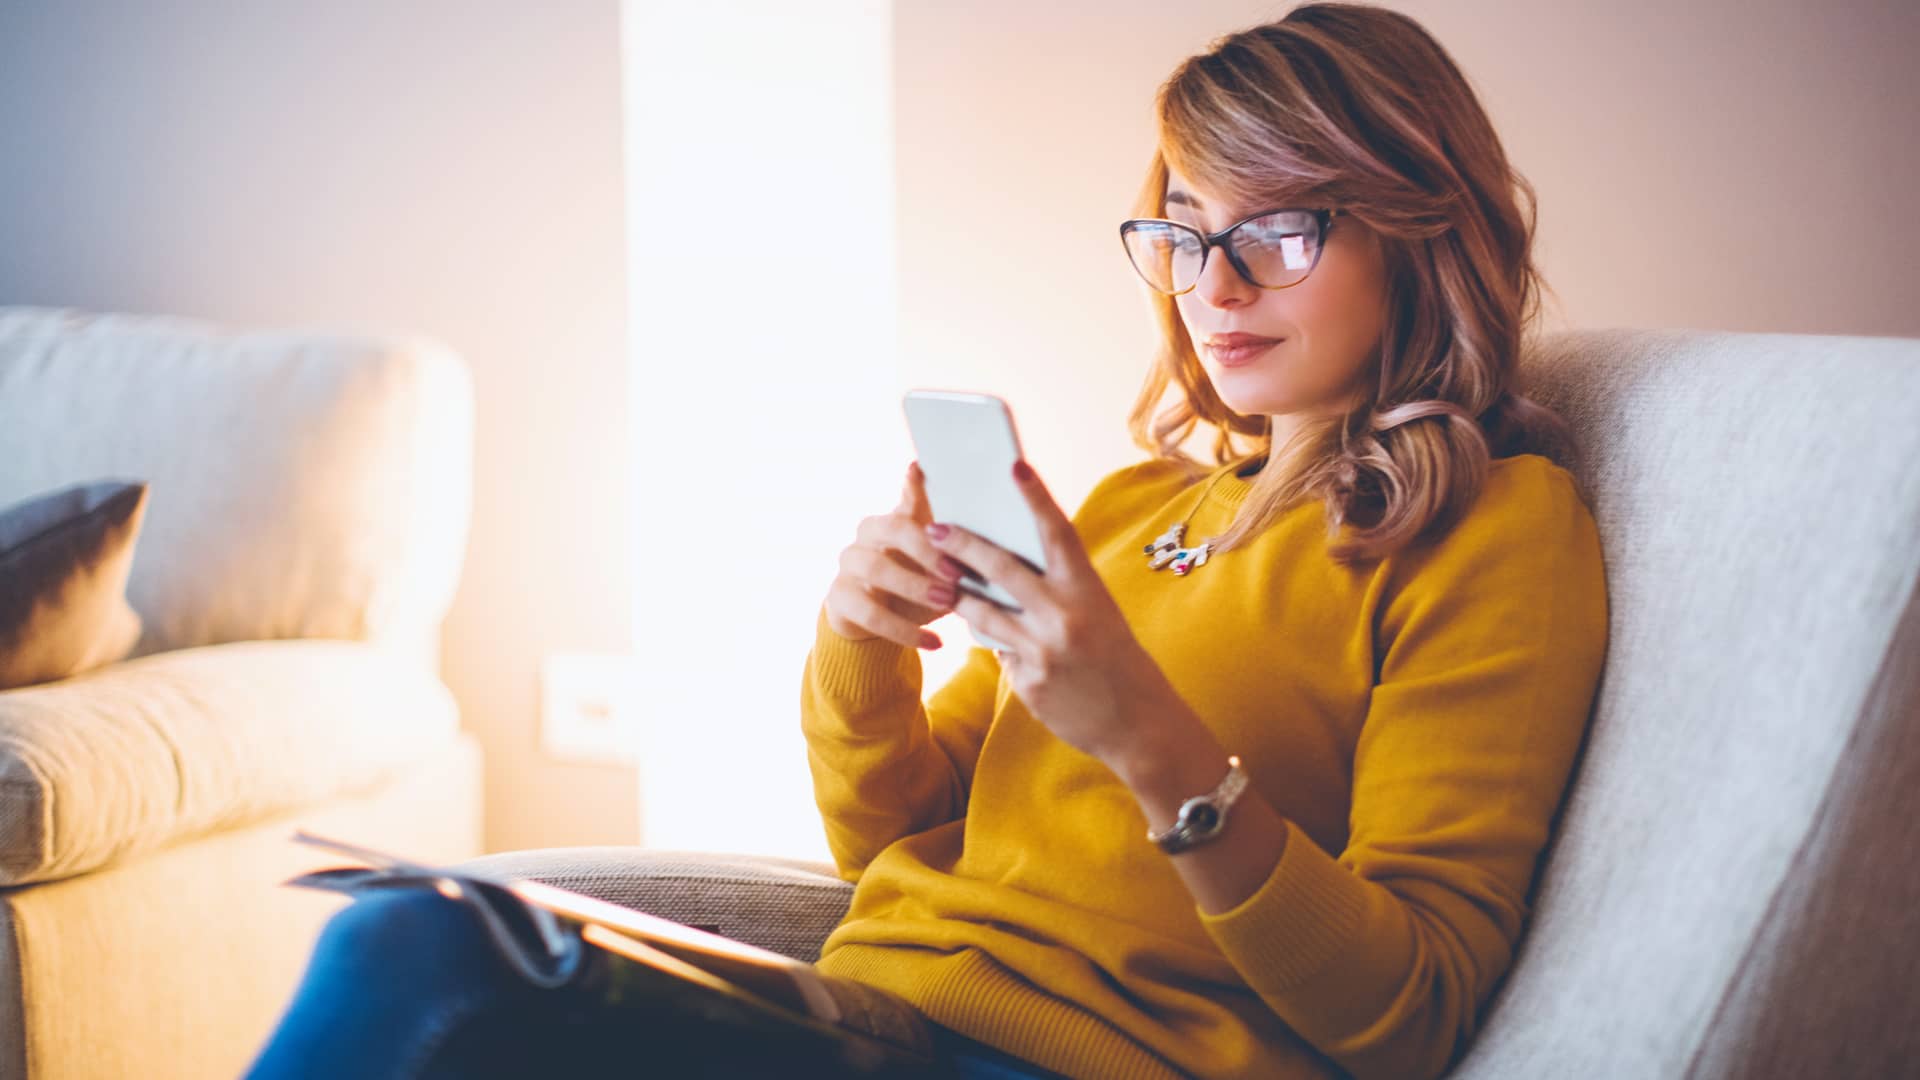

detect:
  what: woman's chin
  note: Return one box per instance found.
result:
[1211,388,1299,417]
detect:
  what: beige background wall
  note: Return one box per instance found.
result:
[0,1,1912,855]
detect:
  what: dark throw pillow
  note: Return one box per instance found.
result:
[0,480,150,690]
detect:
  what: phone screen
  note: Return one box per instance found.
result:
[901,390,1047,635]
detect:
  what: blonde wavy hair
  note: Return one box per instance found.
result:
[1128,1,1581,566]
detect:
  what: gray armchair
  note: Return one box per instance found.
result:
[454,327,1920,1078]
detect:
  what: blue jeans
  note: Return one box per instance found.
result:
[242,888,1060,1079]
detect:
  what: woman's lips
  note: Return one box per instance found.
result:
[1206,338,1283,367]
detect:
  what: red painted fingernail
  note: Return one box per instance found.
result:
[919,630,942,650]
[926,523,949,540]
[1013,460,1034,482]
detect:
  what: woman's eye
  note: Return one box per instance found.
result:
[1238,224,1289,247]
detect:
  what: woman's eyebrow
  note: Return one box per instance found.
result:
[1165,190,1202,210]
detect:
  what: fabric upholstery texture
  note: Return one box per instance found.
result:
[0,638,459,886]
[0,732,483,1080]
[0,480,149,689]
[0,307,472,662]
[451,848,854,964]
[461,327,1920,1078]
[1443,327,1920,1078]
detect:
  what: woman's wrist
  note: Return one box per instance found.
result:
[1104,682,1288,914]
[1102,687,1228,821]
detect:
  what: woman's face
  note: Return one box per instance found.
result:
[1165,165,1389,440]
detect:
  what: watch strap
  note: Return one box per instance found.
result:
[1146,755,1248,855]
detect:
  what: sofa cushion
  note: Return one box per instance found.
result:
[450,848,854,964]
[0,307,471,661]
[0,481,148,690]
[0,639,460,885]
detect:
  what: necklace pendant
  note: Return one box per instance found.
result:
[1171,543,1211,575]
[1145,466,1232,578]
[1145,522,1186,570]
[1145,522,1211,575]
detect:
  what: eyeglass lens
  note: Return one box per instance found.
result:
[1124,211,1323,293]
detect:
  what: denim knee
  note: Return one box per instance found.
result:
[244,888,535,1079]
[313,887,490,970]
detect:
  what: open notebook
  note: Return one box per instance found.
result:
[282,829,935,1074]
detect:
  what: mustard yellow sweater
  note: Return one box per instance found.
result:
[799,453,1609,1079]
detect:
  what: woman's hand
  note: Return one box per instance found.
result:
[822,461,968,650]
[926,459,1181,767]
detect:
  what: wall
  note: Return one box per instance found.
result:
[0,0,636,853]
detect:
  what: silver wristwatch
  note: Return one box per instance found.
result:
[1146,755,1248,855]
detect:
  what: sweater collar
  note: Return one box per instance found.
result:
[1198,457,1262,510]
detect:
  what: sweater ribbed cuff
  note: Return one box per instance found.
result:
[807,602,923,709]
[1196,817,1371,995]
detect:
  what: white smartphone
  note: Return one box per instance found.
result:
[901,390,1047,653]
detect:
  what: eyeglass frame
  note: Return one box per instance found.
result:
[1118,207,1340,295]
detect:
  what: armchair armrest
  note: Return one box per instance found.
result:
[0,639,459,885]
[450,848,855,963]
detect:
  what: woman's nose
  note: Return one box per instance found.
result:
[1193,246,1256,309]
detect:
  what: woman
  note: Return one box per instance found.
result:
[245,4,1607,1078]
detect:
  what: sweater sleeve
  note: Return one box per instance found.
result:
[799,459,1153,882]
[800,601,1001,880]
[1195,460,1610,1080]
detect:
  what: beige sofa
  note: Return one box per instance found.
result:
[456,327,1920,1077]
[0,308,486,1080]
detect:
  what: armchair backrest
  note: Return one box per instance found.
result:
[1455,327,1920,1077]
